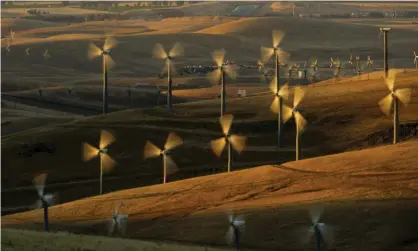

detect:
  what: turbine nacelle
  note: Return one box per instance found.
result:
[99,148,108,154]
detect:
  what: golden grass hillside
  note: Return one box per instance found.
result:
[1,71,417,214]
[3,139,418,251]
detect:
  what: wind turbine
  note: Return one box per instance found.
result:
[26,47,30,56]
[225,211,246,249]
[88,35,117,114]
[43,49,50,60]
[152,42,184,113]
[380,28,391,78]
[208,49,238,117]
[366,56,374,70]
[311,59,318,74]
[333,59,342,81]
[378,69,412,144]
[82,130,117,195]
[413,50,417,68]
[211,114,247,173]
[143,132,183,184]
[108,202,128,236]
[286,64,294,84]
[302,61,308,79]
[302,206,335,251]
[261,30,288,148]
[329,57,336,68]
[257,59,269,85]
[32,173,57,232]
[282,87,308,161]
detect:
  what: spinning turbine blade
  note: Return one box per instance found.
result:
[378,94,394,116]
[144,141,162,159]
[169,42,184,58]
[211,137,227,157]
[229,135,247,154]
[104,54,116,70]
[101,153,117,173]
[272,30,284,48]
[279,84,289,100]
[282,104,294,123]
[108,218,116,235]
[82,142,99,162]
[103,36,117,51]
[226,225,234,245]
[384,77,395,91]
[164,132,183,151]
[88,42,102,60]
[99,130,115,149]
[269,77,278,94]
[208,68,222,85]
[212,49,226,67]
[294,111,307,133]
[261,46,274,62]
[114,202,121,215]
[270,96,279,114]
[153,43,168,59]
[166,155,179,175]
[394,88,412,106]
[293,86,306,108]
[33,173,47,197]
[220,114,234,135]
[309,205,324,224]
[116,214,128,236]
[224,65,237,80]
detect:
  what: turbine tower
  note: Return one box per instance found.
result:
[82,130,117,194]
[32,173,56,232]
[378,70,412,144]
[282,87,308,161]
[208,49,238,117]
[380,28,391,78]
[144,132,183,184]
[211,114,247,172]
[153,43,184,112]
[261,30,288,148]
[88,36,117,114]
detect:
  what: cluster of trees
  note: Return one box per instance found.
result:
[27,9,49,16]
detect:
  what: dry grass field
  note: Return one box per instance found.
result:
[1,2,418,250]
[3,139,418,251]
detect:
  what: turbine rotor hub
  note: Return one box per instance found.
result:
[99,148,108,154]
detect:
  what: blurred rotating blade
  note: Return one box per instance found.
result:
[143,141,162,159]
[104,54,116,70]
[270,96,279,114]
[384,77,395,92]
[394,88,412,106]
[116,214,128,236]
[229,135,247,154]
[309,205,324,225]
[166,155,179,175]
[293,86,306,108]
[33,173,47,197]
[108,218,116,236]
[103,36,117,51]
[224,65,237,80]
[101,153,117,174]
[33,199,43,210]
[378,94,394,116]
[208,68,222,85]
[99,130,115,149]
[114,202,121,216]
[279,84,289,100]
[153,43,168,59]
[212,49,226,67]
[225,225,234,245]
[164,132,183,151]
[211,137,227,157]
[277,48,289,63]
[319,224,335,247]
[169,42,184,58]
[282,104,294,123]
[88,42,102,60]
[269,77,277,94]
[294,111,307,133]
[220,114,234,135]
[82,142,99,162]
[272,30,284,48]
[261,46,274,63]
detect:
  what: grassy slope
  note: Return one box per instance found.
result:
[1,228,242,251]
[1,71,417,212]
[3,139,418,251]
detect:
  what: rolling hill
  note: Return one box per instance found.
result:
[2,139,418,251]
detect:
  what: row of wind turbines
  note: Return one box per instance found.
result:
[26,27,413,251]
